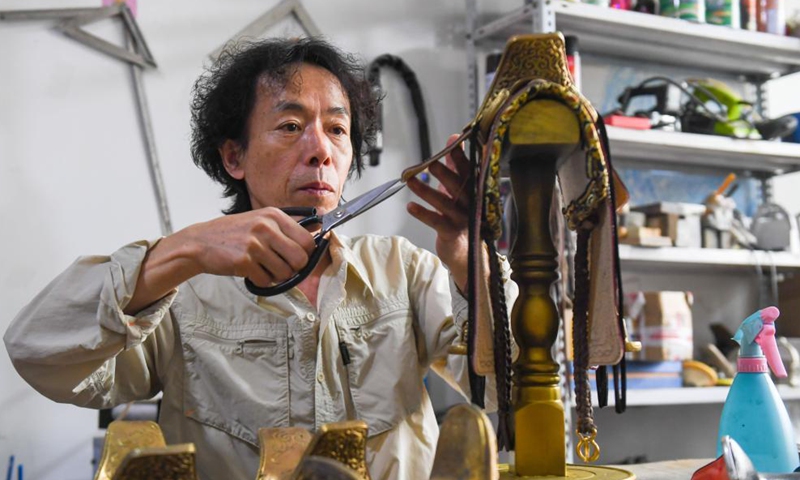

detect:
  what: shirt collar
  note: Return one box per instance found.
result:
[235,230,375,301]
[328,231,374,296]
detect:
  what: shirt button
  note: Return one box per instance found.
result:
[317,373,324,383]
[306,312,316,321]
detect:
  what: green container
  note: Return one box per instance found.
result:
[678,0,706,21]
[659,0,680,16]
[706,0,741,26]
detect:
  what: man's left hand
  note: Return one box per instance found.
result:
[407,133,471,292]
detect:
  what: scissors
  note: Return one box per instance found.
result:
[244,177,408,296]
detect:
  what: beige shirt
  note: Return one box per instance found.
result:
[4,232,517,480]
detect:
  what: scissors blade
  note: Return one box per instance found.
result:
[321,178,406,232]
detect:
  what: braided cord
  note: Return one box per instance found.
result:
[487,240,514,451]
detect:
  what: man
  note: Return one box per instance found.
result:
[4,38,516,480]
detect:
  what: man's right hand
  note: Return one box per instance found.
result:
[124,208,316,315]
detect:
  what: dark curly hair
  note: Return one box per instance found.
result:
[190,37,379,214]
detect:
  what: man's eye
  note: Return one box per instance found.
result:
[282,123,300,132]
[332,126,347,136]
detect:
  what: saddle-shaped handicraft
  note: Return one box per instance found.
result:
[403,33,631,462]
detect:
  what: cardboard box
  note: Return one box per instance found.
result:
[625,291,694,361]
[632,202,704,248]
[621,225,672,247]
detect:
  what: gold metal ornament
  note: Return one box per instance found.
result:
[299,420,371,480]
[112,444,198,480]
[93,421,198,480]
[256,427,314,480]
[429,404,498,480]
[255,421,370,480]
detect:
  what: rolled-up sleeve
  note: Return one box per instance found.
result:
[406,244,518,412]
[4,239,176,408]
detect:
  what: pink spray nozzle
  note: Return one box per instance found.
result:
[755,307,787,378]
[761,306,780,324]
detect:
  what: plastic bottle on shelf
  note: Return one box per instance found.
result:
[679,0,707,22]
[717,306,799,474]
[756,0,785,32]
[741,0,757,30]
[764,0,786,34]
[707,0,741,26]
[634,0,658,13]
[660,0,680,17]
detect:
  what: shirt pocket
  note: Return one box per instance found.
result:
[181,320,288,447]
[338,304,423,436]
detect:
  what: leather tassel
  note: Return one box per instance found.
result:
[573,226,597,438]
[613,358,627,414]
[596,365,609,408]
[467,131,486,408]
[488,241,514,451]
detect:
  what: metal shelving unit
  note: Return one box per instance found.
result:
[607,127,800,175]
[464,0,800,422]
[619,245,800,272]
[471,1,800,77]
[584,384,800,407]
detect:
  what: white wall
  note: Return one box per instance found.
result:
[2,0,800,478]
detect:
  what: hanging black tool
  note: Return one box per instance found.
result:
[367,54,432,168]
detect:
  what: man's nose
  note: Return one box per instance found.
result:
[303,122,333,167]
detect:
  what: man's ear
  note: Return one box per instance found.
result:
[220,140,245,180]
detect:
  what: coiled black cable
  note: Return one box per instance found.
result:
[367,54,431,167]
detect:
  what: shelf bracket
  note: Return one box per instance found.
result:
[531,0,556,33]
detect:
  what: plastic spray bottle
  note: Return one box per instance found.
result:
[717,306,799,473]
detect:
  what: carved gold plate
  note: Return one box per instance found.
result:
[94,421,167,480]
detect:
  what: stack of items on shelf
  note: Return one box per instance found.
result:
[605,76,799,141]
[622,291,704,388]
[619,201,705,247]
[617,172,799,253]
[574,0,794,35]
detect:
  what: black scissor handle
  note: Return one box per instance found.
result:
[244,206,327,297]
[244,236,330,296]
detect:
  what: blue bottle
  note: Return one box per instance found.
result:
[717,306,799,473]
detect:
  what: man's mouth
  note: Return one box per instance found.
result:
[298,181,335,196]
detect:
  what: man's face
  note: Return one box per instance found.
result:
[222,63,353,214]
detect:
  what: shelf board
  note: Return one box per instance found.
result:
[473,2,800,77]
[619,245,800,271]
[607,127,800,175]
[586,384,800,407]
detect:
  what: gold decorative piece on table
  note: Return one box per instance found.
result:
[256,427,314,480]
[429,404,498,480]
[94,421,198,480]
[112,445,198,480]
[256,420,370,480]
